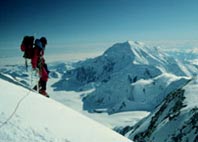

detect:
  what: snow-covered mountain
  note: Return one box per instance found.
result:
[117,78,198,142]
[52,41,193,114]
[1,40,198,142]
[0,74,132,142]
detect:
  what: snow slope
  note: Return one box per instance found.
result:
[119,78,198,142]
[0,77,132,142]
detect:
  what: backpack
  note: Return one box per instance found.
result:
[20,36,34,59]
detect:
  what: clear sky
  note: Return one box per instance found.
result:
[0,0,198,57]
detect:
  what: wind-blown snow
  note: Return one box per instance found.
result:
[0,78,132,142]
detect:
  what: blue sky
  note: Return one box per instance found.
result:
[0,0,198,57]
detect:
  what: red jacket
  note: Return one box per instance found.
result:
[31,47,48,81]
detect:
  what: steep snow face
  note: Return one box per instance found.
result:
[0,78,132,142]
[120,80,198,142]
[51,41,192,114]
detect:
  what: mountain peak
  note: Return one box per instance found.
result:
[103,40,144,56]
[52,40,191,114]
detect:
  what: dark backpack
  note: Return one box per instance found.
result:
[20,36,34,59]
